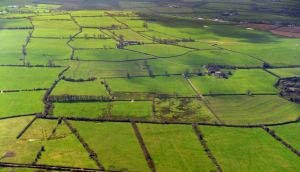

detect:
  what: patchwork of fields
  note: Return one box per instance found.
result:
[0,3,299,172]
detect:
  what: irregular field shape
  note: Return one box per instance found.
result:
[200,126,300,171]
[205,95,300,125]
[270,123,300,151]
[113,29,151,43]
[0,30,28,64]
[269,68,300,78]
[138,124,217,172]
[74,49,153,61]
[107,76,194,96]
[53,101,152,118]
[74,16,122,28]
[190,69,278,94]
[0,91,44,117]
[32,20,79,37]
[52,80,108,96]
[0,18,32,28]
[76,28,109,38]
[72,122,149,171]
[0,67,62,90]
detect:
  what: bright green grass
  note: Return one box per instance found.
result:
[141,31,178,40]
[178,41,219,49]
[220,39,300,66]
[69,39,117,49]
[52,80,108,96]
[72,122,149,171]
[270,123,300,151]
[74,49,153,61]
[76,28,109,38]
[113,29,152,43]
[125,44,191,57]
[26,38,71,65]
[0,66,62,90]
[74,16,123,28]
[200,126,300,171]
[138,124,217,172]
[20,119,57,141]
[155,98,217,123]
[64,61,147,79]
[0,91,44,117]
[115,17,146,29]
[70,10,105,17]
[32,20,79,37]
[0,116,42,164]
[0,30,28,64]
[190,69,278,94]
[268,68,300,78]
[53,101,152,119]
[107,76,194,96]
[32,14,71,20]
[38,122,98,168]
[205,95,300,125]
[0,18,32,28]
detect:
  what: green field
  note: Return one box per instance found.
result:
[138,124,217,172]
[74,16,123,28]
[69,38,117,49]
[200,126,300,171]
[72,122,149,171]
[190,69,278,94]
[269,68,300,78]
[270,123,300,151]
[53,101,152,119]
[205,95,300,124]
[0,18,32,28]
[32,20,79,37]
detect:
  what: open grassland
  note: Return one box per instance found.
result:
[72,122,149,171]
[74,48,153,61]
[107,76,194,96]
[64,61,147,79]
[270,123,300,151]
[200,126,300,171]
[32,14,71,20]
[76,28,109,38]
[52,80,108,96]
[0,30,28,64]
[113,29,152,43]
[155,98,217,123]
[53,101,152,119]
[138,124,217,172]
[141,31,178,40]
[205,95,300,125]
[125,44,191,57]
[269,68,300,78]
[0,117,41,164]
[0,18,32,28]
[0,67,62,90]
[69,10,105,17]
[20,119,57,141]
[38,122,98,168]
[190,69,278,94]
[0,91,44,117]
[32,20,79,37]
[74,16,123,28]
[69,39,117,49]
[26,38,71,64]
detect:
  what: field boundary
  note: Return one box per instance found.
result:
[16,116,37,139]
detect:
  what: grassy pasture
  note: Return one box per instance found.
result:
[72,122,149,171]
[268,68,300,78]
[190,69,278,94]
[115,16,146,29]
[178,41,218,49]
[70,38,117,49]
[76,28,109,38]
[0,116,42,164]
[200,126,300,171]
[138,124,217,172]
[52,80,108,96]
[0,66,62,90]
[270,123,300,151]
[69,10,105,17]
[74,16,123,28]
[0,91,44,117]
[141,31,178,40]
[64,61,147,79]
[0,18,32,28]
[74,49,153,61]
[0,30,28,64]
[32,20,79,37]
[107,76,194,96]
[205,95,300,125]
[38,122,98,168]
[113,29,152,43]
[125,44,191,57]
[32,14,71,20]
[53,101,152,119]
[155,98,217,122]
[20,119,57,141]
[26,38,71,64]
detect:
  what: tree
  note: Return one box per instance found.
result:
[143,22,148,29]
[47,59,54,67]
